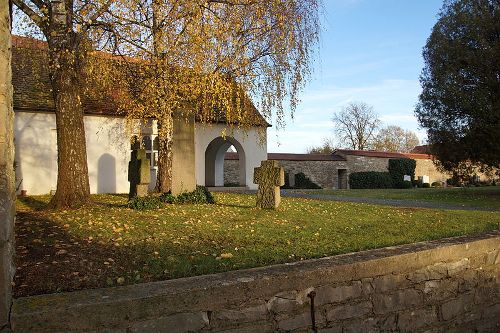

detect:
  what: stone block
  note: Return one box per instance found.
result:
[485,250,499,265]
[129,312,209,333]
[361,278,374,295]
[136,184,148,197]
[440,293,473,321]
[318,326,342,333]
[214,322,274,333]
[422,279,458,303]
[409,263,448,283]
[376,313,397,331]
[172,116,196,196]
[342,317,377,333]
[473,282,498,305]
[447,258,469,275]
[267,291,302,313]
[373,274,410,292]
[373,289,422,314]
[315,281,362,305]
[277,312,312,331]
[212,304,268,327]
[397,306,438,332]
[457,270,478,293]
[326,301,371,322]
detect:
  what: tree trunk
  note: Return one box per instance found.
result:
[155,118,173,193]
[47,33,91,208]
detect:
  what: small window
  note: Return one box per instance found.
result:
[153,136,159,150]
[142,136,152,150]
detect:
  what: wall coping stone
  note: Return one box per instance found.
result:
[12,231,499,330]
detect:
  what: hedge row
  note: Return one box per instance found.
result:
[349,158,416,189]
[389,158,416,189]
[349,172,394,189]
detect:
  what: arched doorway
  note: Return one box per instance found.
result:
[205,136,246,187]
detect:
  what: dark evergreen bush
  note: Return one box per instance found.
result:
[349,172,394,189]
[160,186,215,204]
[128,196,163,210]
[294,172,321,189]
[388,158,416,188]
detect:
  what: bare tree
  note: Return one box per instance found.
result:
[307,137,335,154]
[332,102,380,150]
[373,125,420,152]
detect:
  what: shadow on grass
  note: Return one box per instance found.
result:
[17,196,49,211]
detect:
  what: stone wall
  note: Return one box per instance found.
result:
[415,159,451,184]
[224,159,240,185]
[345,155,390,173]
[12,232,500,333]
[224,159,348,189]
[0,11,14,331]
[277,160,348,189]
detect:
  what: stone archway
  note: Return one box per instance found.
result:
[205,137,246,187]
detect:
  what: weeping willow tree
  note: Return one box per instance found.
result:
[90,0,321,193]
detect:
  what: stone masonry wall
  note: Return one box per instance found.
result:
[224,160,240,185]
[11,232,500,333]
[415,159,451,184]
[345,155,390,173]
[224,159,348,189]
[0,11,14,331]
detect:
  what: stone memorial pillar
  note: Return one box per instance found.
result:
[128,149,150,198]
[254,160,285,209]
[0,6,14,330]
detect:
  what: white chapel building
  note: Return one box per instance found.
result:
[12,36,268,195]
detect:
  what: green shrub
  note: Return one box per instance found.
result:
[294,172,321,189]
[160,186,215,204]
[402,180,413,189]
[281,172,321,189]
[349,172,394,189]
[422,183,431,188]
[128,196,163,210]
[388,158,416,189]
[431,181,443,187]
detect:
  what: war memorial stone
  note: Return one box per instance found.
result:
[254,160,285,209]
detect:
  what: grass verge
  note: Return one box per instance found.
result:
[305,186,500,210]
[15,192,500,297]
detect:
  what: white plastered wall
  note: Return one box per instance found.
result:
[194,123,267,190]
[14,111,131,195]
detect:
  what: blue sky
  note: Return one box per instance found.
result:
[267,0,443,153]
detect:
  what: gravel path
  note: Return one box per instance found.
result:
[281,191,499,212]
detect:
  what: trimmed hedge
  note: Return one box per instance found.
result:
[349,172,394,189]
[388,158,416,189]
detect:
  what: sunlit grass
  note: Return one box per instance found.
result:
[306,186,500,209]
[15,192,499,297]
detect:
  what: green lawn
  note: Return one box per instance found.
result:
[307,186,500,209]
[15,193,500,297]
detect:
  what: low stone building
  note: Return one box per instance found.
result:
[225,149,452,189]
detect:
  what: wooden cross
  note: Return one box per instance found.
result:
[254,160,285,209]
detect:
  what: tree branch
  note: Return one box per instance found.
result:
[12,0,47,31]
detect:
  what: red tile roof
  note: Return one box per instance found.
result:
[225,152,346,161]
[12,35,270,126]
[334,149,433,160]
